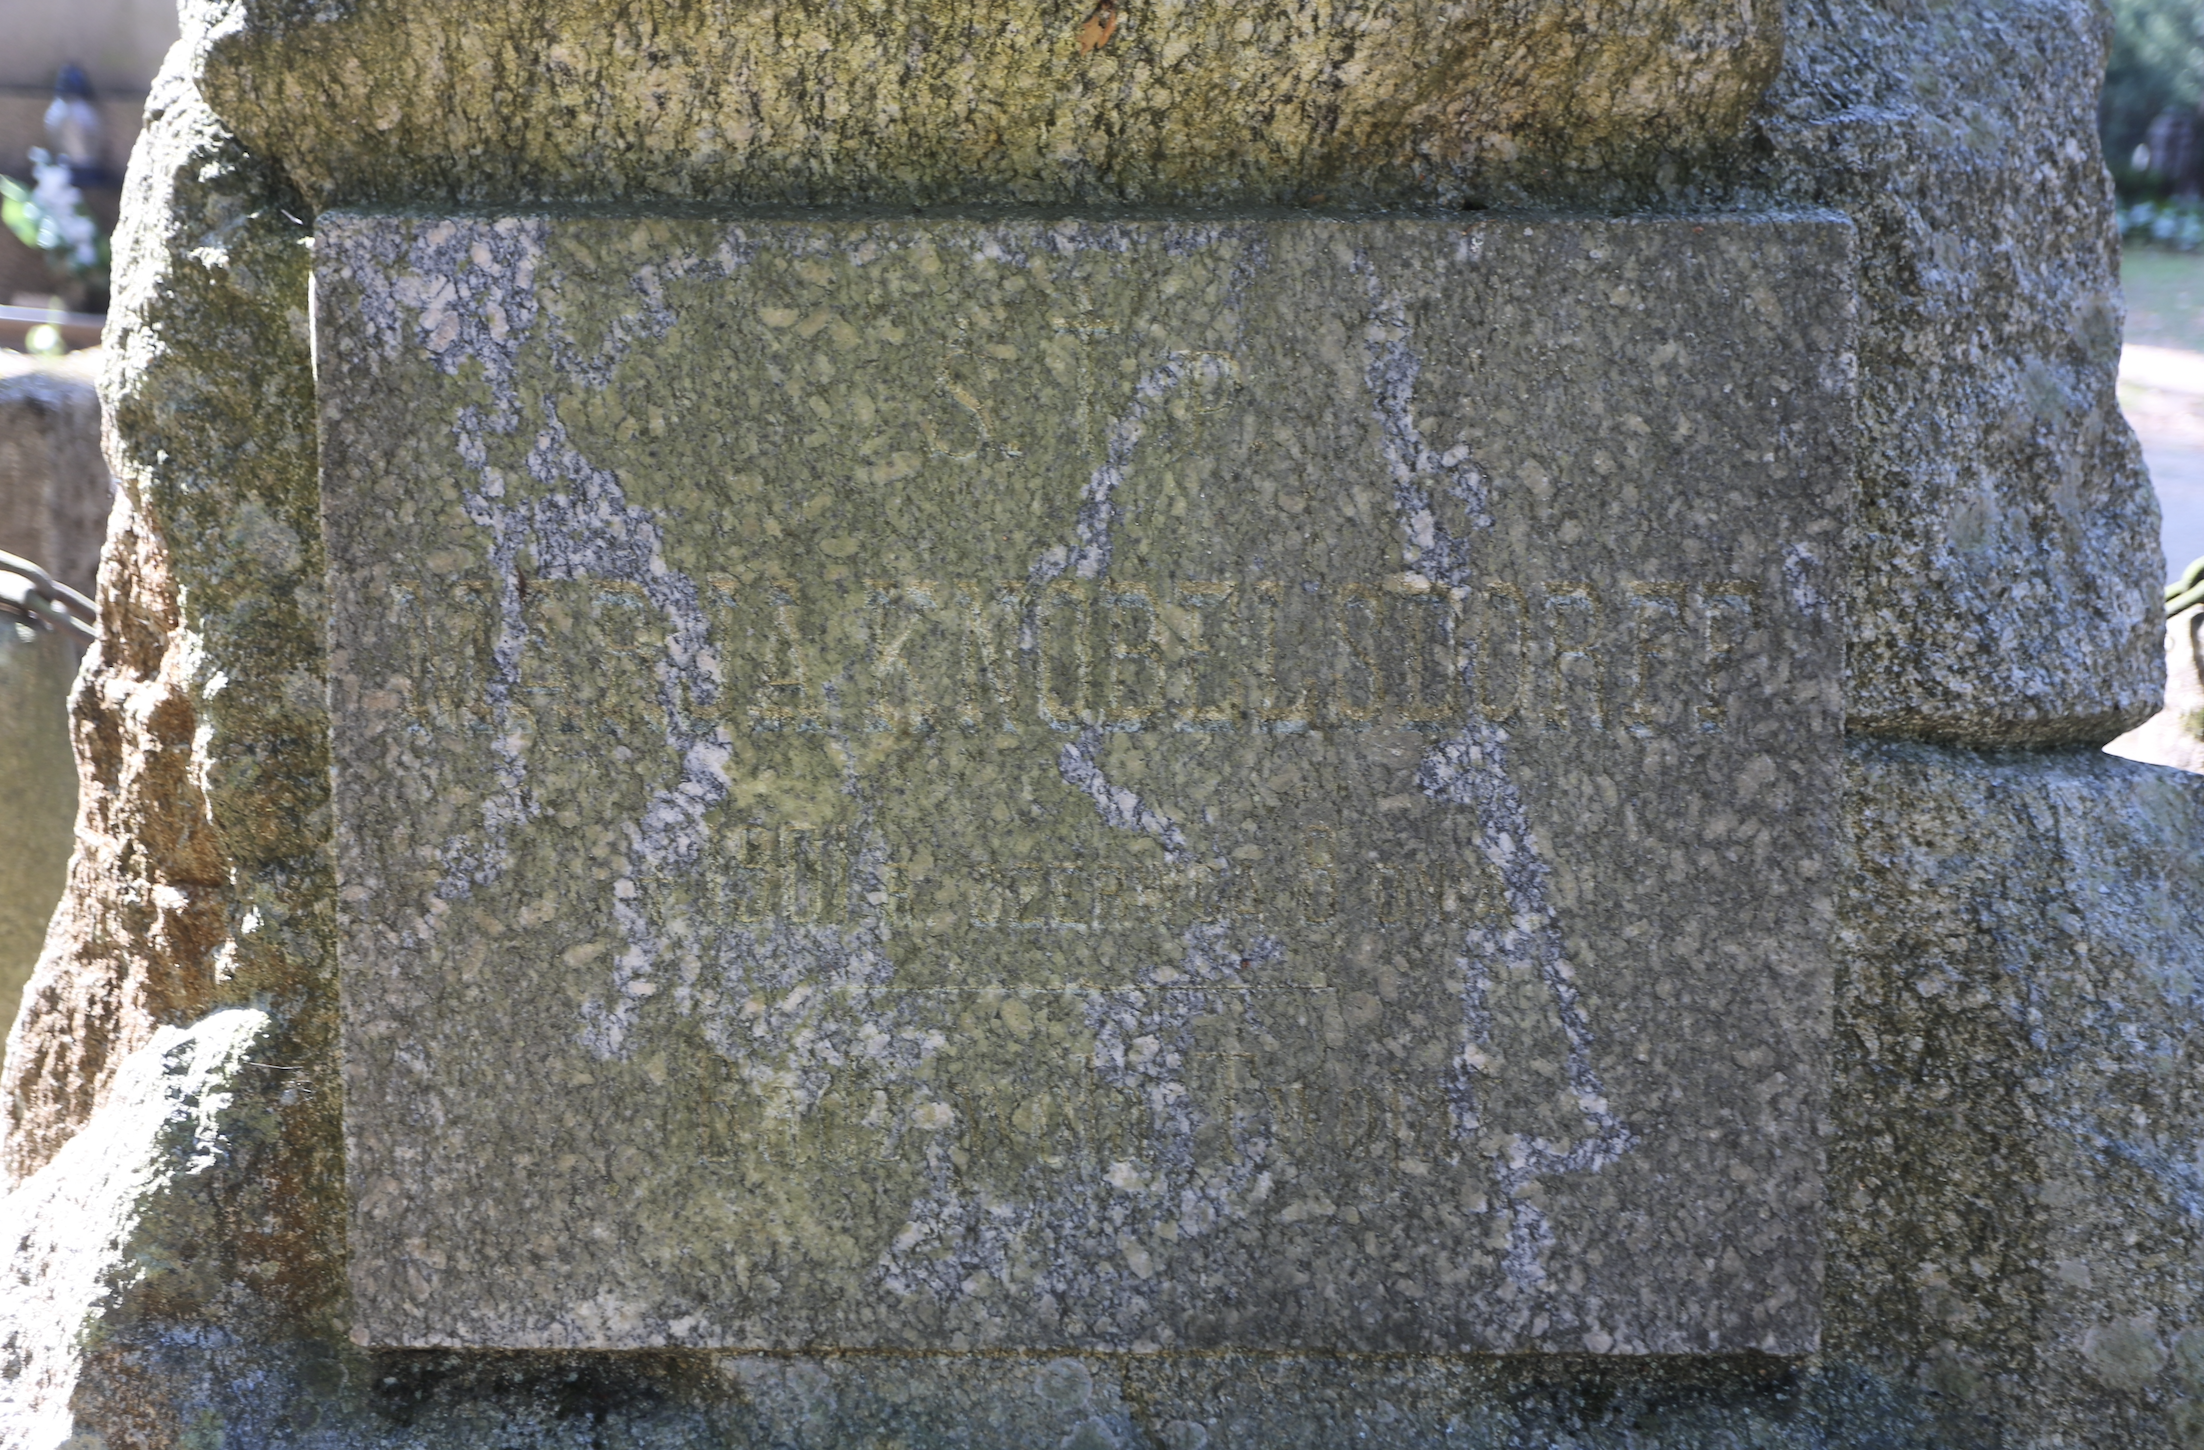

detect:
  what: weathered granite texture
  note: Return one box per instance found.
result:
[0,60,330,1188]
[1742,0,2161,744]
[318,213,1849,1354]
[1835,744,2204,1444]
[7,739,2202,1444]
[1,0,2196,1438]
[0,47,346,1440]
[179,0,2164,743]
[194,0,1780,211]
[0,1009,286,1446]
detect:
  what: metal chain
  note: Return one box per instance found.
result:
[2169,556,2204,618]
[0,548,95,643]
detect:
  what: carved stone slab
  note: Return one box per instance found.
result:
[316,212,1853,1354]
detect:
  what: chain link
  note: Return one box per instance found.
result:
[0,547,95,643]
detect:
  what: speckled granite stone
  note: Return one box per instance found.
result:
[1748,0,2161,744]
[182,0,2167,743]
[0,365,108,600]
[316,213,1851,1354]
[4,0,2198,1436]
[195,0,1779,212]
[1833,742,2204,1443]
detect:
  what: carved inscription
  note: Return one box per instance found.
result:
[691,988,1454,1179]
[323,212,1852,1356]
[464,574,1762,738]
[698,823,1503,930]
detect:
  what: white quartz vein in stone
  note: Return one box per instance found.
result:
[1058,727,1190,864]
[351,224,1322,1336]
[345,216,548,911]
[873,927,1282,1328]
[349,217,781,1061]
[1028,349,1239,588]
[1354,250,1634,1296]
[1032,347,1237,857]
[873,236,1277,1324]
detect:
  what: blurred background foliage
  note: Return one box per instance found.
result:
[2106,0,2204,187]
[2107,0,2204,237]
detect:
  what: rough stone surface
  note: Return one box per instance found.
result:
[318,213,1850,1354]
[1834,743,2204,1445]
[0,52,330,1189]
[195,0,1779,211]
[0,1008,277,1443]
[1746,0,2161,742]
[182,0,2167,743]
[1,0,2196,1439]
[7,737,2202,1444]
[0,47,346,1434]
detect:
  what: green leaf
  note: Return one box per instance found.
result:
[0,176,41,252]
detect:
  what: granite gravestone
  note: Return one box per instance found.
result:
[0,360,107,1076]
[317,213,1851,1355]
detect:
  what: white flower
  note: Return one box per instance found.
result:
[27,153,97,268]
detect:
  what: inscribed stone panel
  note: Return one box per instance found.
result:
[316,213,1853,1354]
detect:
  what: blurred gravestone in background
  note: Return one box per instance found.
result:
[0,362,106,595]
[0,0,167,1070]
[0,353,107,1072]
